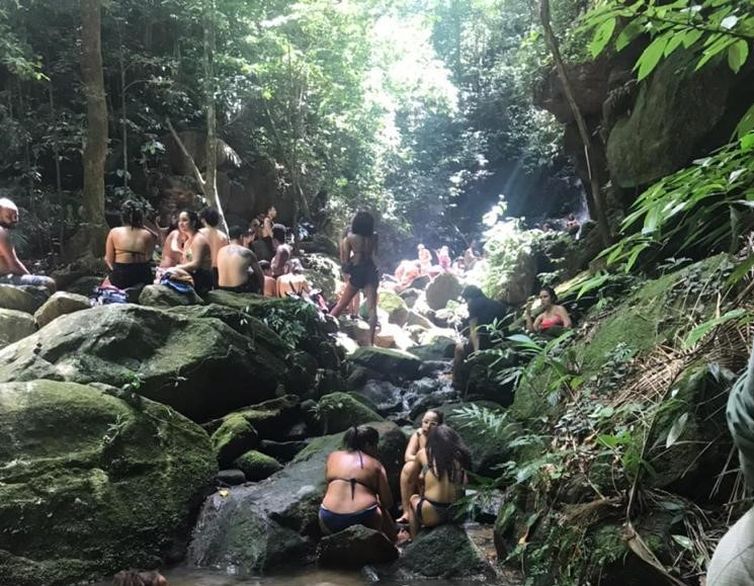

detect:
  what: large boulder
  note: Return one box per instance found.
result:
[188,421,403,573]
[33,291,90,328]
[234,450,283,481]
[607,51,746,188]
[139,284,203,307]
[0,308,36,350]
[349,347,422,381]
[312,392,384,434]
[0,380,216,586]
[0,284,49,314]
[425,273,463,311]
[378,290,409,326]
[382,525,493,580]
[211,414,260,468]
[0,305,286,421]
[317,525,398,568]
[203,395,302,441]
[65,275,103,297]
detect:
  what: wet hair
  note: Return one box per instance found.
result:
[350,211,375,237]
[461,285,485,300]
[179,209,201,234]
[343,425,379,452]
[424,409,444,424]
[112,570,165,586]
[425,424,471,484]
[540,285,558,303]
[199,207,220,227]
[121,200,144,228]
[272,223,287,243]
[228,225,245,240]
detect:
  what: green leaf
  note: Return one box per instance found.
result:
[682,29,703,49]
[665,413,688,448]
[671,534,694,551]
[736,105,754,139]
[741,133,754,151]
[683,308,748,349]
[615,20,644,52]
[727,40,749,73]
[635,35,670,81]
[590,17,616,57]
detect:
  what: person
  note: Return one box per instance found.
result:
[329,211,380,345]
[708,340,754,584]
[261,205,278,258]
[242,217,261,248]
[339,227,360,318]
[319,425,398,542]
[436,246,452,272]
[112,569,167,586]
[0,198,56,291]
[104,200,156,290]
[198,207,229,287]
[417,244,432,275]
[394,259,421,291]
[276,257,311,298]
[404,424,471,538]
[215,225,264,294]
[397,410,444,523]
[269,223,292,278]
[166,210,213,295]
[258,260,277,297]
[157,214,185,270]
[463,240,480,270]
[525,285,572,335]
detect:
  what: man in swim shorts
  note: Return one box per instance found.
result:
[0,198,56,291]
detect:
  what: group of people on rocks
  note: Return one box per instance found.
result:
[391,242,480,292]
[319,410,470,544]
[103,200,309,299]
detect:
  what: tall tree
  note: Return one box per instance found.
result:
[74,0,108,258]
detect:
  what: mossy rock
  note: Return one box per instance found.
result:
[313,392,384,435]
[378,290,409,326]
[0,304,287,422]
[211,413,260,468]
[204,395,302,441]
[349,346,422,380]
[0,308,36,350]
[139,284,203,307]
[0,380,216,586]
[234,450,283,481]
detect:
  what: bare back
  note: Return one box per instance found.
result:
[200,226,229,268]
[322,450,392,514]
[416,449,464,504]
[106,226,155,267]
[216,244,254,287]
[347,233,377,266]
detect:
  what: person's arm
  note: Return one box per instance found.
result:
[0,231,28,274]
[557,305,572,328]
[247,251,265,292]
[104,230,115,270]
[404,431,420,463]
[376,463,394,510]
[159,232,177,268]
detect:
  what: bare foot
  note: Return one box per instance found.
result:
[396,514,409,524]
[395,528,411,546]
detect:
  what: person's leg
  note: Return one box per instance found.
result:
[409,494,422,539]
[397,461,416,523]
[364,284,378,345]
[330,283,358,317]
[349,289,361,318]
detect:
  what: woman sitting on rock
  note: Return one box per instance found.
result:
[165,210,213,295]
[405,424,471,538]
[319,425,398,541]
[104,200,156,289]
[525,285,572,336]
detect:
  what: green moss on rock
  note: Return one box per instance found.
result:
[234,450,283,481]
[313,392,384,434]
[211,414,259,468]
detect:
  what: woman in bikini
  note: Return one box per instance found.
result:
[397,410,443,523]
[330,211,380,344]
[104,200,156,289]
[525,285,572,335]
[166,210,213,295]
[319,425,398,541]
[405,424,471,538]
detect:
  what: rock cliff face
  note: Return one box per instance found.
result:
[0,380,216,586]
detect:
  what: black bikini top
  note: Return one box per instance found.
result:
[327,450,378,499]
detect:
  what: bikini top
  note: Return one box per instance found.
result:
[539,313,564,330]
[327,450,377,499]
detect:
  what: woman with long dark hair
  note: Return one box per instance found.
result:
[330,211,380,344]
[405,424,471,537]
[319,425,398,541]
[166,210,213,295]
[104,200,156,289]
[525,285,572,335]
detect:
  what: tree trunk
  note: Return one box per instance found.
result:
[74,0,108,259]
[203,0,227,233]
[539,0,611,248]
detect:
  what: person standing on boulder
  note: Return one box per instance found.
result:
[0,198,56,291]
[319,425,400,542]
[330,211,380,345]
